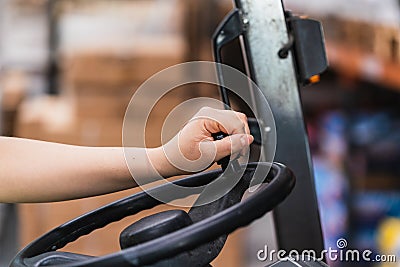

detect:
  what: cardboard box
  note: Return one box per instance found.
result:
[374,25,400,63]
[72,91,133,119]
[1,70,27,136]
[61,52,184,91]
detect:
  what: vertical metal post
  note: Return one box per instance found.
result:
[234,0,325,254]
[47,0,59,95]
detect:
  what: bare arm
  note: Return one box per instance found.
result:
[0,137,137,202]
[0,107,253,203]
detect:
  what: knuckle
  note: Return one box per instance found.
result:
[198,106,210,115]
[238,112,247,120]
[202,106,213,112]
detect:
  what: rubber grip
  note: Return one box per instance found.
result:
[212,132,230,170]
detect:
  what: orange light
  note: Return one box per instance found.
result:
[309,75,320,84]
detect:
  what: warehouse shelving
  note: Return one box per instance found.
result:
[327,42,400,91]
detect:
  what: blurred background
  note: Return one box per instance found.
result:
[0,0,400,266]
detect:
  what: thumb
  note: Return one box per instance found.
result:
[213,134,254,161]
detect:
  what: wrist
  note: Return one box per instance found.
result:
[148,147,178,178]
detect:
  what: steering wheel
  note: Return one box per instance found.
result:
[11,162,295,267]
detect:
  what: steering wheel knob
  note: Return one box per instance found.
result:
[120,210,192,249]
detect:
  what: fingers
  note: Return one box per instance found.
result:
[213,134,254,161]
[235,111,251,136]
[195,107,250,136]
[191,107,254,162]
[234,111,251,156]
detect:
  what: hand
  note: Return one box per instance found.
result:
[150,107,254,177]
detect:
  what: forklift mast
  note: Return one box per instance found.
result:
[232,0,327,254]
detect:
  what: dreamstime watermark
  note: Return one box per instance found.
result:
[257,238,397,263]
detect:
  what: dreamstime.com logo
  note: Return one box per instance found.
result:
[257,238,397,263]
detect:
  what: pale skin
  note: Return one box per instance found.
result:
[0,107,253,203]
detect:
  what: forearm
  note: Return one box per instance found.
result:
[0,137,141,203]
[0,108,253,203]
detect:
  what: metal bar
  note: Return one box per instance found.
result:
[234,0,325,254]
[47,0,59,95]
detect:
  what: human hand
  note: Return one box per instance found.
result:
[149,107,254,177]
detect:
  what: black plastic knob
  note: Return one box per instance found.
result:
[120,210,193,249]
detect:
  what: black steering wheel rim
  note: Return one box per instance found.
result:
[11,162,295,267]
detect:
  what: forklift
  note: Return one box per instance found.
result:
[10,0,328,266]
